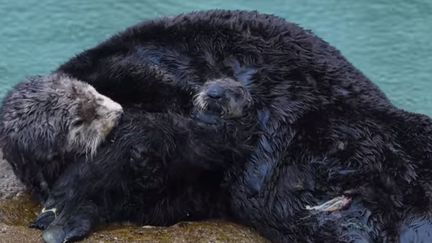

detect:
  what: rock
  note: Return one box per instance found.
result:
[0,150,26,200]
[0,152,268,242]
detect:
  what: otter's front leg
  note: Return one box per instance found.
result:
[29,150,124,237]
[30,191,72,231]
[30,185,82,232]
[31,167,111,242]
[42,200,100,243]
[31,206,57,230]
[31,184,101,242]
[243,110,295,196]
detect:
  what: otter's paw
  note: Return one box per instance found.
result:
[43,219,92,243]
[30,207,57,230]
[42,202,97,243]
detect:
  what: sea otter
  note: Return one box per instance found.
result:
[0,74,123,201]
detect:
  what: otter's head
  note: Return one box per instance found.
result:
[0,73,123,160]
[193,77,252,124]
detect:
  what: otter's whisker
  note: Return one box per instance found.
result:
[193,92,208,111]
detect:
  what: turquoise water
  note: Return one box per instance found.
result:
[1,0,431,115]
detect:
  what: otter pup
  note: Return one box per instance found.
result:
[0,74,123,201]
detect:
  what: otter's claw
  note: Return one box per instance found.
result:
[306,196,352,212]
[42,207,58,216]
[30,207,57,230]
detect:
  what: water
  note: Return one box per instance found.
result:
[0,0,431,115]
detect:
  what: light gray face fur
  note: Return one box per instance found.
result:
[0,73,123,158]
[193,78,252,119]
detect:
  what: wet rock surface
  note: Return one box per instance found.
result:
[0,152,267,242]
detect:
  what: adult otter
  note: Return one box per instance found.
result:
[0,74,123,201]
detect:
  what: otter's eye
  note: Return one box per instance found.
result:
[233,92,243,100]
[72,119,84,127]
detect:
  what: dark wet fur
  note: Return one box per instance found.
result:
[36,108,254,243]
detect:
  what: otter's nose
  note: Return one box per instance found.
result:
[206,84,225,99]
